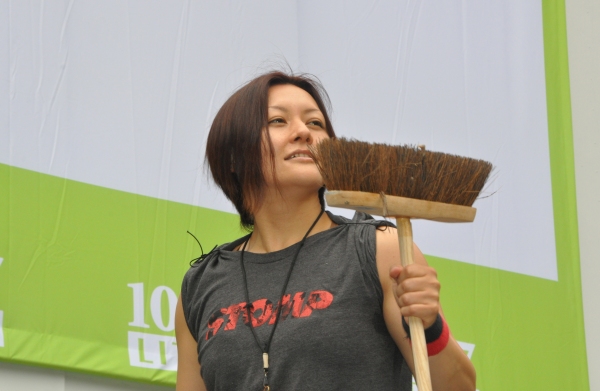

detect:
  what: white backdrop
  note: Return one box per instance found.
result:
[1,0,555,280]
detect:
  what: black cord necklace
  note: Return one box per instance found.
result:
[239,208,325,391]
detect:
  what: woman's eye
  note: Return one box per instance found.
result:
[308,120,324,128]
[268,118,285,124]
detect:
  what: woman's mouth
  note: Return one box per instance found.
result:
[287,153,313,160]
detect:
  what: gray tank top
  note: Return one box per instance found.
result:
[181,212,412,390]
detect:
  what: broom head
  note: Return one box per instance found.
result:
[311,138,493,222]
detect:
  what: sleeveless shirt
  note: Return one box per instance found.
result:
[181,212,412,390]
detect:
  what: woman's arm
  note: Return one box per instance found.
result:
[175,296,207,391]
[375,227,476,391]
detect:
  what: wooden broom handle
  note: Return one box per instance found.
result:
[396,217,432,391]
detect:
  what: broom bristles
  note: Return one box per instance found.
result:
[311,138,493,207]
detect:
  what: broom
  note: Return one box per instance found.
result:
[311,138,492,391]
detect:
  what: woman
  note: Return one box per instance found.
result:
[175,71,476,390]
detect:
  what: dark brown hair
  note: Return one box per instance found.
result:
[205,71,336,230]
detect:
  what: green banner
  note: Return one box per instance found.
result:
[0,163,243,385]
[430,0,588,389]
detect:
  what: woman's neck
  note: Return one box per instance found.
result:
[246,190,333,253]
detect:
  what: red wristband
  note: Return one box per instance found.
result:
[426,316,449,356]
[402,314,450,356]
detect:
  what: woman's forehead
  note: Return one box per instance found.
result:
[268,84,320,109]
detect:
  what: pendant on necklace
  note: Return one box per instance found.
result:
[262,352,270,390]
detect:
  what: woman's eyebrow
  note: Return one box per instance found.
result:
[268,106,322,115]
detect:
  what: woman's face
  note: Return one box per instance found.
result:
[262,84,330,191]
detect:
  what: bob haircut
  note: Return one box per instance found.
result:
[205,71,336,230]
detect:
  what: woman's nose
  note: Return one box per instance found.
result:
[291,121,312,143]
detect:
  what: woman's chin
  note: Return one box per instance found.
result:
[278,176,324,192]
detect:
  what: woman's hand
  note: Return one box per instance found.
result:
[389,263,441,329]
